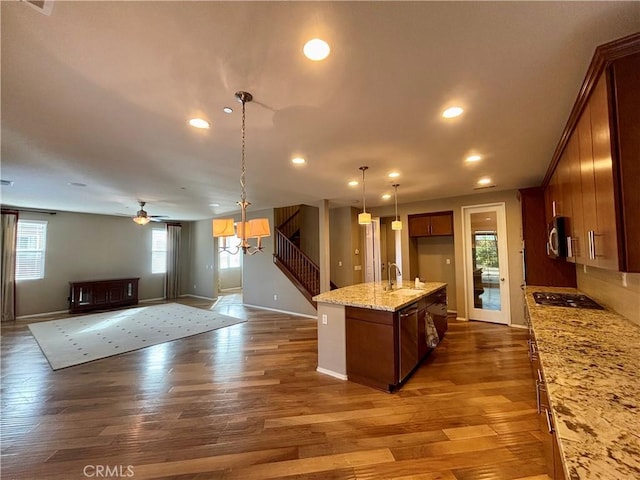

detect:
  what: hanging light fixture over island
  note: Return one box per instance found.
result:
[358,166,371,225]
[392,184,402,230]
[212,91,270,255]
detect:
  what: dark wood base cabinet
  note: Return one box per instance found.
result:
[69,278,139,313]
[345,288,447,392]
[528,314,566,480]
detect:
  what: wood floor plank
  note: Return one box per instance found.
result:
[0,296,550,479]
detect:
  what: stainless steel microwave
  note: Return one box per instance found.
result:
[547,216,567,259]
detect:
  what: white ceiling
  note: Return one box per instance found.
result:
[2,1,639,221]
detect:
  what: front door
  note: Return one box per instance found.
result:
[462,203,511,325]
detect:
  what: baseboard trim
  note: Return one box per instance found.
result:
[16,309,68,320]
[140,297,166,303]
[181,294,217,301]
[456,316,468,322]
[243,303,317,319]
[316,366,348,381]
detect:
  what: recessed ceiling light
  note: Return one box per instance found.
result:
[291,157,306,165]
[477,177,492,185]
[382,194,392,200]
[466,154,482,162]
[348,180,359,187]
[442,106,464,118]
[223,107,233,114]
[68,182,87,187]
[303,38,330,61]
[388,172,400,178]
[188,118,210,129]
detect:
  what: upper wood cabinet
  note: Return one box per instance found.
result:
[408,211,453,237]
[542,34,640,272]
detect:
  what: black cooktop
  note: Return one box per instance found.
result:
[533,292,604,310]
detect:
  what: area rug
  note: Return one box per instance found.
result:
[28,303,246,370]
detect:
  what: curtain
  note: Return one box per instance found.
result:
[165,223,181,299]
[1,211,18,322]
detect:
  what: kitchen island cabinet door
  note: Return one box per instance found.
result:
[345,307,397,391]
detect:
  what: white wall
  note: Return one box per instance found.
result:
[15,211,190,316]
[241,208,318,317]
[189,218,217,299]
[370,189,525,326]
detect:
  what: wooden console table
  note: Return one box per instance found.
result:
[69,278,139,313]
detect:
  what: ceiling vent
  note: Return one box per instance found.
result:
[23,0,54,16]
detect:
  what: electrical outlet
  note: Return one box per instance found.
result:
[322,314,328,325]
[446,258,451,265]
[194,284,196,289]
[273,294,278,301]
[338,261,342,267]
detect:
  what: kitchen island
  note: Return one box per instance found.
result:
[313,281,447,391]
[525,286,640,480]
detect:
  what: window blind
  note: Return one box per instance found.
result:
[16,220,47,280]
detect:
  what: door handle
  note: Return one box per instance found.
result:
[500,278,505,282]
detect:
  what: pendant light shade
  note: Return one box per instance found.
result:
[391,183,402,230]
[358,166,371,225]
[212,91,271,255]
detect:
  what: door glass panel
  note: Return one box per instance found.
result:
[470,212,501,311]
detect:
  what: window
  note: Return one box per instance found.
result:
[219,234,241,269]
[151,228,167,274]
[16,220,47,280]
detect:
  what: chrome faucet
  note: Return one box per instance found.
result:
[388,262,402,290]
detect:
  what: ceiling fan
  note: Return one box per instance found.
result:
[132,201,167,225]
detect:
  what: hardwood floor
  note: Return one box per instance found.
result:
[1,296,550,480]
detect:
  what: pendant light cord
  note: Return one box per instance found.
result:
[393,184,399,221]
[240,98,247,205]
[360,166,368,213]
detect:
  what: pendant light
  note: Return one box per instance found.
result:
[391,184,402,230]
[212,91,270,255]
[358,166,371,225]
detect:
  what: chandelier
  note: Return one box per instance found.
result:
[212,91,270,255]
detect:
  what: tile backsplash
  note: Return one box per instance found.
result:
[576,266,640,326]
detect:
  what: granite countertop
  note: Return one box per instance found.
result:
[313,281,447,312]
[525,285,640,480]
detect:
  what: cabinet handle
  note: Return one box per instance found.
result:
[566,236,573,258]
[544,408,554,434]
[552,200,557,217]
[588,231,594,260]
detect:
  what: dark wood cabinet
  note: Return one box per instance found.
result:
[69,278,139,313]
[542,34,640,272]
[519,187,576,287]
[527,314,566,480]
[408,211,453,237]
[345,288,446,392]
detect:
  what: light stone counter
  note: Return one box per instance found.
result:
[313,281,447,380]
[525,286,640,480]
[313,281,447,312]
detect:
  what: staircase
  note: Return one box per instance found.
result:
[273,206,333,307]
